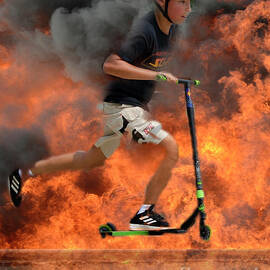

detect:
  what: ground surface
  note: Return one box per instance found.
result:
[0,249,269,269]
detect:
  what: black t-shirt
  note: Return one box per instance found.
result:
[104,11,178,108]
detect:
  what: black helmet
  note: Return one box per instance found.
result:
[155,0,173,23]
[155,0,194,24]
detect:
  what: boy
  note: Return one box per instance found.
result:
[8,0,191,230]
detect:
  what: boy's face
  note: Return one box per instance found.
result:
[159,0,191,24]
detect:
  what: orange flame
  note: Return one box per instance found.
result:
[0,0,270,250]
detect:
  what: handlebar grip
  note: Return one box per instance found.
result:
[156,74,200,86]
[177,79,200,86]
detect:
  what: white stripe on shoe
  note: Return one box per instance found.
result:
[12,180,19,189]
[11,184,18,194]
[147,220,157,225]
[139,216,149,220]
[129,224,170,231]
[12,176,20,186]
[144,218,154,223]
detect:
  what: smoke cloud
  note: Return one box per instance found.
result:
[0,0,152,83]
[0,126,49,205]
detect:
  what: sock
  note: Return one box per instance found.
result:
[28,169,35,177]
[137,204,153,214]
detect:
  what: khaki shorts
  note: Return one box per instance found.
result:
[95,102,168,158]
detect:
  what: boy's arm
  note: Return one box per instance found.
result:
[103,53,178,84]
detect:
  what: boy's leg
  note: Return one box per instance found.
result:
[7,145,107,207]
[129,133,179,230]
[124,105,179,230]
[144,133,179,204]
[29,145,107,176]
[28,103,126,177]
[8,102,124,207]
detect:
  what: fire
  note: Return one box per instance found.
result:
[0,45,11,70]
[201,140,224,157]
[0,0,270,250]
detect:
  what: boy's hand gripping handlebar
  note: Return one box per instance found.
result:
[156,74,200,86]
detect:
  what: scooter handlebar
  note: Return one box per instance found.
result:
[156,74,200,86]
[177,79,200,86]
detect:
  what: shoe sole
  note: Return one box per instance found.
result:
[129,224,171,231]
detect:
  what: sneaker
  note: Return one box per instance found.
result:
[8,169,23,207]
[129,205,170,231]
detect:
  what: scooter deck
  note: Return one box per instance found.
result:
[100,227,186,237]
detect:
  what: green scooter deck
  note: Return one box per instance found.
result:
[99,224,186,238]
[111,228,186,236]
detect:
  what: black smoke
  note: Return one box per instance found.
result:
[0,126,49,205]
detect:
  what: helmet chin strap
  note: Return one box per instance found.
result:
[155,0,174,24]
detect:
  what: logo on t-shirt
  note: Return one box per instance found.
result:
[141,51,171,71]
